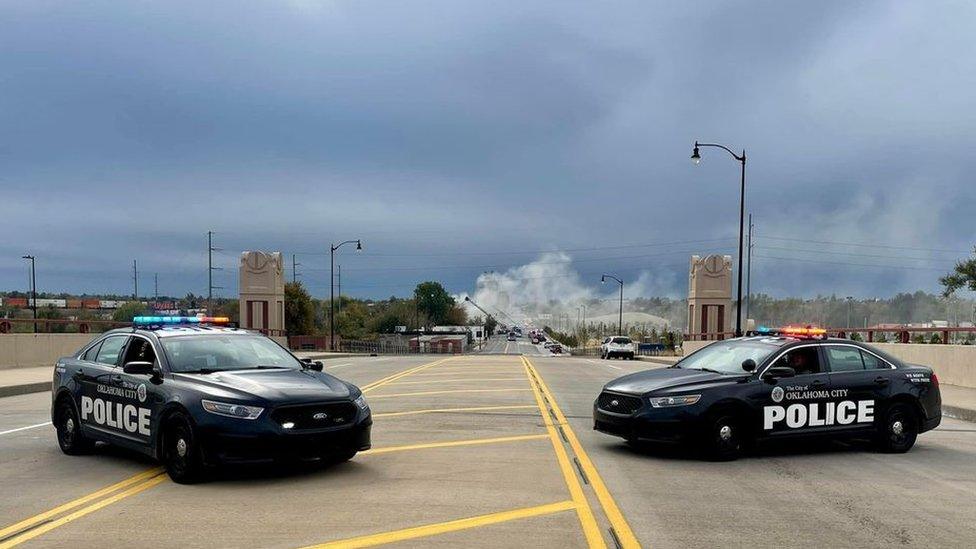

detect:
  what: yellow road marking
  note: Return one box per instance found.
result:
[301,500,577,549]
[368,388,532,399]
[373,405,538,418]
[524,357,641,548]
[0,467,163,542]
[521,357,606,549]
[362,433,547,456]
[361,357,451,393]
[384,377,526,385]
[0,473,167,548]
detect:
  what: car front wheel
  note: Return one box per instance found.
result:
[55,398,95,455]
[703,413,746,461]
[162,413,206,484]
[876,403,918,453]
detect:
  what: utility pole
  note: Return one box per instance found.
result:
[22,255,37,333]
[207,231,222,313]
[133,260,138,300]
[745,214,754,323]
[846,296,854,329]
[291,254,301,283]
[154,273,159,309]
[337,265,341,316]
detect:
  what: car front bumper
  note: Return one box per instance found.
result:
[593,404,693,443]
[197,417,372,465]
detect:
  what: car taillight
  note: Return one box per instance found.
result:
[931,373,939,389]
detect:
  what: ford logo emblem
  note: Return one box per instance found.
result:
[312,412,329,420]
[610,399,619,407]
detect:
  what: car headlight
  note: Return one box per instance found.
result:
[201,399,264,419]
[354,395,370,413]
[649,394,701,408]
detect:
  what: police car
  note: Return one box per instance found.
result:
[51,316,371,483]
[593,327,942,460]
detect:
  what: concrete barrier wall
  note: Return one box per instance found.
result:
[681,340,976,388]
[0,334,95,369]
[1,334,291,370]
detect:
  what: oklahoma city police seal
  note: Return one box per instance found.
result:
[771,386,784,403]
[137,384,148,403]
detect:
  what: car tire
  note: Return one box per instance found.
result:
[703,412,745,461]
[876,403,918,453]
[55,398,95,455]
[162,412,207,484]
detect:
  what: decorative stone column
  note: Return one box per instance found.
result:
[239,251,285,334]
[688,255,732,340]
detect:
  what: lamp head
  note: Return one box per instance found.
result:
[601,275,606,284]
[356,240,362,251]
[691,144,701,165]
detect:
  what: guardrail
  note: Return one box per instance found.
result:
[685,326,976,344]
[0,317,285,337]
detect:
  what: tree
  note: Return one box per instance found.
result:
[941,249,976,297]
[113,301,150,322]
[414,281,455,327]
[284,282,315,336]
[482,315,498,336]
[38,305,66,333]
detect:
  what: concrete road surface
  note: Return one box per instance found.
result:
[2,354,975,548]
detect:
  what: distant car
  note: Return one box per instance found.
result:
[507,332,517,341]
[601,336,635,360]
[549,344,563,354]
[594,327,942,460]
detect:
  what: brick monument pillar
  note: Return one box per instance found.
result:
[239,251,285,335]
[688,254,732,340]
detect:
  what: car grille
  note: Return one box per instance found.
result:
[597,392,643,415]
[271,401,358,430]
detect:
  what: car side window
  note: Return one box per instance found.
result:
[94,336,128,366]
[860,351,887,370]
[82,341,103,362]
[772,346,823,376]
[826,346,864,373]
[121,337,158,366]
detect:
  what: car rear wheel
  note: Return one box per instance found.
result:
[703,413,745,461]
[55,398,95,455]
[876,403,918,453]
[162,413,206,484]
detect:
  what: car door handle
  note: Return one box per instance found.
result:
[811,379,826,387]
[73,370,85,380]
[874,376,890,386]
[111,375,123,383]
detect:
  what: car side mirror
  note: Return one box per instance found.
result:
[123,361,156,376]
[741,359,757,373]
[763,366,795,382]
[309,361,324,372]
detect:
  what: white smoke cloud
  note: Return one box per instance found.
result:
[457,251,675,329]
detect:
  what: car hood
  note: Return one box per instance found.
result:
[173,368,353,403]
[603,367,744,395]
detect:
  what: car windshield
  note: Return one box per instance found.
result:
[160,335,303,373]
[675,339,783,374]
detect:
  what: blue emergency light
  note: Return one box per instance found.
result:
[133,316,230,326]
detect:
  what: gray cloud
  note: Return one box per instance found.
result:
[2,1,974,300]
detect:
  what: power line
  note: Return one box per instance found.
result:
[759,235,971,255]
[755,245,959,264]
[753,254,947,271]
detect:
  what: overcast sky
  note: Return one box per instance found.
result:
[2,1,974,301]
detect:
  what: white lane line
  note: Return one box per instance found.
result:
[586,358,621,370]
[0,422,52,436]
[327,362,353,369]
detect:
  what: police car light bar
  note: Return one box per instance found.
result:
[749,325,827,339]
[133,316,231,326]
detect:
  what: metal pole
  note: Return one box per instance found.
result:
[618,282,623,335]
[745,214,753,323]
[292,254,297,283]
[337,265,341,317]
[133,260,138,300]
[23,255,37,333]
[154,273,159,308]
[207,231,212,311]
[330,244,335,352]
[735,153,746,336]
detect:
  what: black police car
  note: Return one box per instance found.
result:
[594,327,941,460]
[51,318,371,483]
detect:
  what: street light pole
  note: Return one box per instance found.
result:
[846,296,854,329]
[601,274,623,335]
[22,255,36,333]
[692,141,747,336]
[330,239,362,352]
